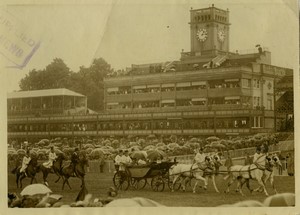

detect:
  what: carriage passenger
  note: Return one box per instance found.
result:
[114,150,123,172]
[137,158,147,165]
[20,150,31,176]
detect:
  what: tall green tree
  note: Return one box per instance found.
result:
[19,58,72,90]
[19,57,112,112]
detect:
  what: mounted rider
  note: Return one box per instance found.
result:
[42,146,57,172]
[20,149,31,176]
[71,148,80,176]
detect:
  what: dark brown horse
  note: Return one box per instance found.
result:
[11,156,39,188]
[38,153,66,186]
[60,152,89,190]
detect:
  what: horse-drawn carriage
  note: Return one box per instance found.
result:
[113,161,176,192]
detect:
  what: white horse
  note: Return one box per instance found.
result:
[224,154,271,196]
[252,153,282,194]
[169,156,215,193]
[204,154,223,193]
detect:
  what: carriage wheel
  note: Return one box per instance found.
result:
[113,172,130,191]
[134,179,147,190]
[168,175,182,191]
[151,175,165,192]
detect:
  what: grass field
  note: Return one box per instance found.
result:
[7,170,295,207]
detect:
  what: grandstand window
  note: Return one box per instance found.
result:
[191,98,207,105]
[176,99,193,107]
[133,101,159,109]
[147,84,160,93]
[176,82,191,91]
[224,96,240,105]
[161,83,175,92]
[161,100,175,107]
[133,85,148,94]
[208,97,225,105]
[191,81,206,90]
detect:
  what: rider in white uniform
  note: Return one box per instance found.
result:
[20,150,31,176]
[43,147,57,170]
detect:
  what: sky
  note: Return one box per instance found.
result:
[0,0,298,93]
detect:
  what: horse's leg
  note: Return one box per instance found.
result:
[269,173,277,194]
[243,179,253,193]
[237,178,246,196]
[19,174,26,189]
[181,177,188,192]
[171,175,178,192]
[210,175,219,193]
[225,175,235,193]
[192,178,198,193]
[257,178,269,196]
[62,177,66,190]
[55,174,61,183]
[16,173,20,188]
[43,171,49,186]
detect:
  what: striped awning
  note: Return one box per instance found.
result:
[225,96,240,100]
[191,81,206,86]
[161,83,175,87]
[177,82,191,87]
[107,87,119,92]
[225,79,239,82]
[192,98,206,102]
[133,85,147,89]
[147,84,160,88]
[161,99,175,103]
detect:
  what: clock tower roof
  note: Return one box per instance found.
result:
[189,5,231,58]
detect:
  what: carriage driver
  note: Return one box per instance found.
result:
[193,148,206,167]
[20,150,31,176]
[253,146,262,165]
[42,146,57,172]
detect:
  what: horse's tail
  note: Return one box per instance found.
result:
[35,164,41,173]
[223,174,230,181]
[11,166,18,174]
[223,167,232,181]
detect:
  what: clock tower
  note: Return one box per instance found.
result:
[190,5,230,56]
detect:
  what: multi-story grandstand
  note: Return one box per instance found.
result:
[7,5,293,143]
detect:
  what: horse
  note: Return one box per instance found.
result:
[224,154,271,196]
[38,153,66,186]
[169,155,215,193]
[11,156,39,188]
[202,154,223,193]
[245,154,282,194]
[60,152,89,190]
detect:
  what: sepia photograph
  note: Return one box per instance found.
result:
[1,0,298,213]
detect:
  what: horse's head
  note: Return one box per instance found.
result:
[57,153,66,161]
[212,154,223,167]
[29,156,38,166]
[204,156,215,169]
[271,154,282,168]
[79,153,89,167]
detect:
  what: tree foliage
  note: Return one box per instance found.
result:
[19,57,112,111]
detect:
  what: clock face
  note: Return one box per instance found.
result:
[197,29,208,42]
[218,30,225,42]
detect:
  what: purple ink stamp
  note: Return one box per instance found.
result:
[0,8,40,69]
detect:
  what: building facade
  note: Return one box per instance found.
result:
[7,5,293,142]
